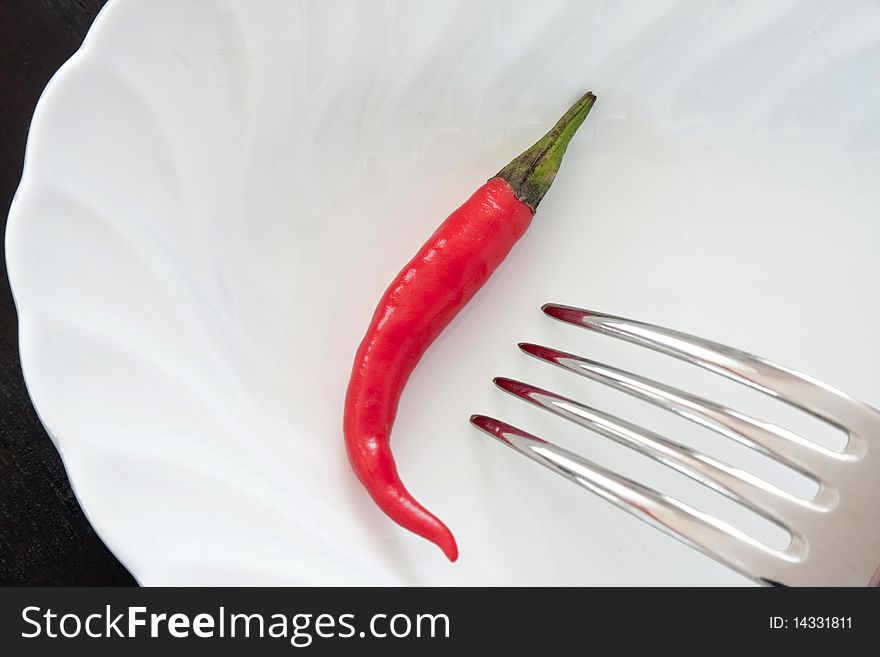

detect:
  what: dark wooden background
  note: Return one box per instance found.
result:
[0,0,134,585]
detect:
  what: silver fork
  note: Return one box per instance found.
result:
[470,304,880,586]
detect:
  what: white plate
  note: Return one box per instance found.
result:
[7,0,880,585]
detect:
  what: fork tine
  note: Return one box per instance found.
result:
[493,377,826,522]
[541,304,871,437]
[470,414,799,584]
[519,343,845,476]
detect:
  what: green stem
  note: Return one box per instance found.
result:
[496,91,596,210]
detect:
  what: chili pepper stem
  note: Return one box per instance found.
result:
[496,91,596,210]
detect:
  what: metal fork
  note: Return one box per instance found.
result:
[470,304,880,586]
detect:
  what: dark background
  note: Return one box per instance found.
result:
[0,0,134,585]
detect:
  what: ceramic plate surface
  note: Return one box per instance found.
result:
[7,0,880,585]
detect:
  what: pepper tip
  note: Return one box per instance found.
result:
[429,525,459,562]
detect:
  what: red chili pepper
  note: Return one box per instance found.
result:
[344,92,597,560]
